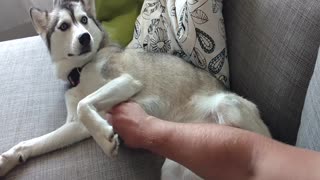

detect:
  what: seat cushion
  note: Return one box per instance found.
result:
[223,0,320,144]
[0,36,163,179]
[296,47,320,150]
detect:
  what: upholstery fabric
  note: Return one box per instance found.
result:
[0,36,163,179]
[296,47,320,150]
[223,0,320,144]
[0,0,52,41]
[128,0,230,87]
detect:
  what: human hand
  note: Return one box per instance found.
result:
[106,102,152,149]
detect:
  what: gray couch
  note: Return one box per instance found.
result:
[1,0,320,179]
[0,0,51,41]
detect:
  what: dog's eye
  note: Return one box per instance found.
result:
[59,23,69,31]
[80,16,88,25]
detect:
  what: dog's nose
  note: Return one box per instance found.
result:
[79,33,91,46]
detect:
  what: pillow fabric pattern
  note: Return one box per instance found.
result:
[127,0,229,87]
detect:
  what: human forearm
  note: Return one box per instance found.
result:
[141,117,256,179]
[252,137,320,180]
[141,117,320,180]
[109,102,320,180]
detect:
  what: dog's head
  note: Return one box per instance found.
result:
[30,0,106,80]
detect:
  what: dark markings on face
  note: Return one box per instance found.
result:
[86,13,106,49]
[60,2,78,24]
[46,16,59,52]
[54,0,80,8]
[48,0,106,51]
[87,14,102,31]
[59,0,99,29]
[99,31,106,50]
[68,7,77,24]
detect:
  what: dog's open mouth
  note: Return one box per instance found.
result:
[68,47,91,57]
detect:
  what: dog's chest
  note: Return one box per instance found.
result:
[77,61,107,96]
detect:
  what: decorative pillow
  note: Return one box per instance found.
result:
[127,0,229,87]
[95,0,144,46]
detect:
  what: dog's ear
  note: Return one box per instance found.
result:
[30,8,49,34]
[82,0,96,18]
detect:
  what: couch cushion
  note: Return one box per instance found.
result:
[223,0,320,144]
[0,36,163,179]
[296,47,320,150]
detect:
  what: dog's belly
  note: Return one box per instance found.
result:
[76,50,225,124]
[132,93,219,124]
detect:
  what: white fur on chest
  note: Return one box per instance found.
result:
[77,60,107,96]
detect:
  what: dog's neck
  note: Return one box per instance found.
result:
[52,54,95,82]
[52,42,122,83]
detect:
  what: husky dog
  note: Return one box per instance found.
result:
[0,0,271,178]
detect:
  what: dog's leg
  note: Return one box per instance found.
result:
[206,93,271,137]
[0,89,89,176]
[160,93,272,180]
[77,73,143,157]
[0,122,90,176]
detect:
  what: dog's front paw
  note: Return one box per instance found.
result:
[94,127,120,157]
[0,142,29,177]
[0,151,21,177]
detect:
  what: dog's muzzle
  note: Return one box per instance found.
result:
[68,33,92,57]
[79,33,91,47]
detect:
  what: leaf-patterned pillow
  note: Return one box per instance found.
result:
[127,0,229,87]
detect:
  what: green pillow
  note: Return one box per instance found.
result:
[95,0,143,47]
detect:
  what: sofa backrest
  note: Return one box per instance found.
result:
[0,0,52,41]
[223,0,320,144]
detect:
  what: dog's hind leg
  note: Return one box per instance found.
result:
[159,93,272,180]
[77,73,143,157]
[202,93,271,137]
[0,122,90,176]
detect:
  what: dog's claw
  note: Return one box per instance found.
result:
[106,132,119,157]
[93,128,120,157]
[110,134,120,157]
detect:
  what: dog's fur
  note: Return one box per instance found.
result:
[0,0,271,178]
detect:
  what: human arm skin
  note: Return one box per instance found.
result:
[107,102,320,180]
